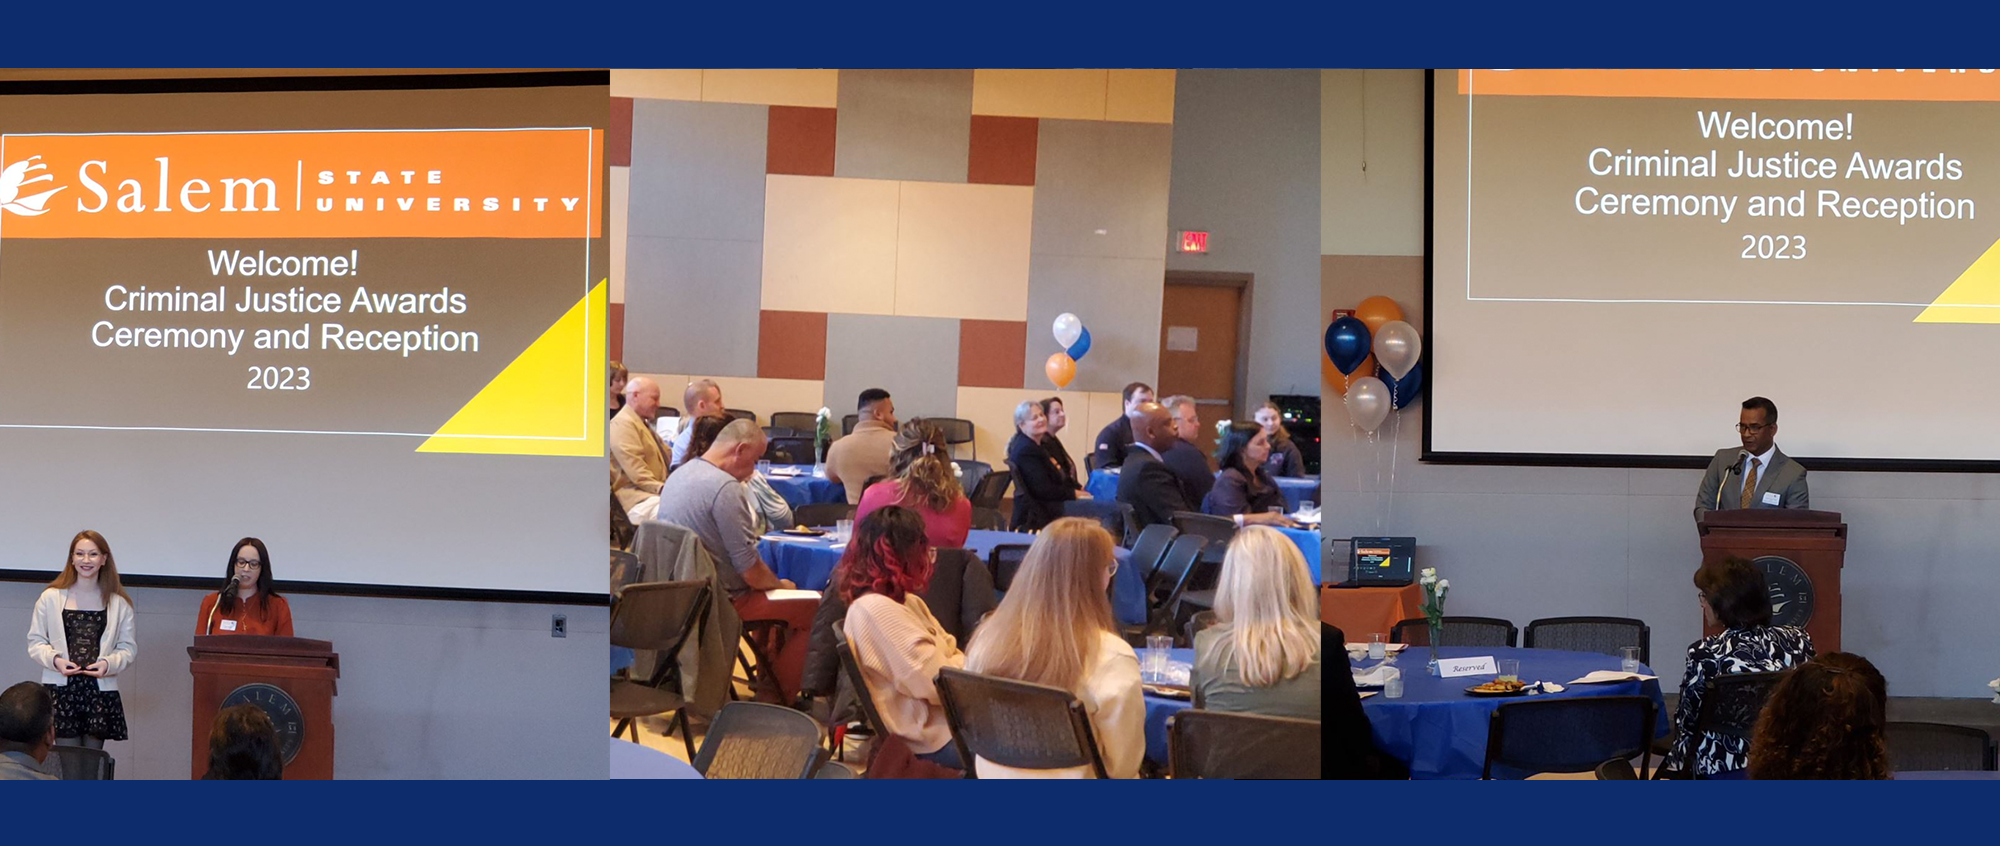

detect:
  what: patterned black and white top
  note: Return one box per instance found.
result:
[1670,625,1814,776]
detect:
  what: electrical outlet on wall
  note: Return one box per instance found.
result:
[551,614,567,638]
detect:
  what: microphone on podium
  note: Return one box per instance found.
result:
[1715,452,1749,513]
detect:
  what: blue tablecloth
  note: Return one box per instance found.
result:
[1140,647,1195,767]
[1275,527,1322,584]
[756,528,1149,626]
[1085,469,1316,512]
[1360,646,1668,779]
[610,736,703,779]
[611,646,634,675]
[1898,771,2000,780]
[766,469,845,508]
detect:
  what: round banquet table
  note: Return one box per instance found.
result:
[764,467,846,508]
[1274,527,1322,585]
[609,736,703,779]
[1359,646,1669,780]
[1086,469,1317,512]
[1139,647,1195,768]
[756,528,1149,626]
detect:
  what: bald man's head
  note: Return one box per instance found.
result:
[625,376,661,421]
[702,418,767,480]
[1129,401,1177,453]
[683,379,722,417]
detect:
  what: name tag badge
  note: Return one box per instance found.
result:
[219,619,238,632]
[1440,656,1498,678]
[1762,491,1782,506]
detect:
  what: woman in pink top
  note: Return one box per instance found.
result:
[854,419,972,549]
[834,505,966,769]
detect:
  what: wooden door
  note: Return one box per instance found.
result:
[1158,277,1245,461]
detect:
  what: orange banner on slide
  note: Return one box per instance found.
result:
[0,129,602,239]
[1460,69,2000,102]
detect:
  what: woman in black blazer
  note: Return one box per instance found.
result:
[1007,400,1084,532]
[1202,422,1297,527]
[1038,396,1081,488]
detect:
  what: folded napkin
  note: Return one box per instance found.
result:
[1352,663,1399,687]
[1293,507,1323,523]
[761,534,821,543]
[1344,642,1407,654]
[1537,682,1566,694]
[765,589,822,601]
[767,466,806,477]
[1358,691,1379,700]
[1569,670,1658,685]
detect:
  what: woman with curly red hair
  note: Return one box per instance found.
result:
[1748,652,1891,779]
[833,505,967,769]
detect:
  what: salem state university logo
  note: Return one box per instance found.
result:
[0,155,64,216]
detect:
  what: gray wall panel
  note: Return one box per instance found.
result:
[835,69,973,183]
[823,314,961,423]
[628,100,767,241]
[623,236,762,377]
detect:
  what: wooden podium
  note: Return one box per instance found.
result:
[188,636,339,779]
[1697,510,1845,652]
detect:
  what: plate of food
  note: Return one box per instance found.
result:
[1142,683,1191,701]
[782,526,827,536]
[1464,679,1532,697]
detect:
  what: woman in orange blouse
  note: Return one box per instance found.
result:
[196,538,294,637]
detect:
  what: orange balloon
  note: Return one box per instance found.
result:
[1045,352,1076,389]
[1355,296,1406,338]
[1326,354,1375,397]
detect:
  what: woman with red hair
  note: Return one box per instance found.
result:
[834,505,966,769]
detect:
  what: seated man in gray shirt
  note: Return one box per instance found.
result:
[656,418,819,701]
[0,682,59,780]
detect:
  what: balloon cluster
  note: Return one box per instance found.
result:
[1324,296,1423,434]
[1045,312,1092,388]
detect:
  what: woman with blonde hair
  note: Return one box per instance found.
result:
[26,530,138,750]
[963,518,1142,778]
[855,419,971,549]
[1192,526,1321,718]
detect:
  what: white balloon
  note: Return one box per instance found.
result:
[1346,377,1391,434]
[1053,313,1083,348]
[1373,320,1423,380]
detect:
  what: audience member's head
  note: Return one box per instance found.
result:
[1129,401,1177,453]
[683,378,722,417]
[1694,556,1772,631]
[1039,397,1067,434]
[0,681,56,764]
[624,376,661,421]
[53,530,131,606]
[1014,400,1048,440]
[1255,402,1291,442]
[1214,527,1319,688]
[201,704,284,780]
[608,360,629,400]
[1121,382,1155,414]
[965,518,1119,692]
[1163,395,1200,442]
[1214,421,1272,478]
[1748,652,1890,780]
[832,505,934,605]
[888,420,961,513]
[858,388,896,427]
[702,418,767,481]
[681,413,732,465]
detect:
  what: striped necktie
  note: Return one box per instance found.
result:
[1738,457,1760,509]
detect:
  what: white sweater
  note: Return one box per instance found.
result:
[26,588,138,691]
[975,630,1145,779]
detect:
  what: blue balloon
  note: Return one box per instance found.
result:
[1325,316,1371,375]
[1066,325,1092,361]
[1377,361,1423,409]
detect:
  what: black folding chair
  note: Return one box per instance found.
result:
[971,506,1008,531]
[987,544,1031,593]
[931,417,976,459]
[1524,616,1651,664]
[842,413,859,435]
[1182,609,1220,648]
[692,701,827,779]
[831,622,894,748]
[936,667,1110,779]
[1126,523,1178,584]
[1663,670,1785,779]
[1392,616,1519,648]
[1483,695,1655,779]
[1886,722,1998,772]
[1168,710,1321,779]
[724,408,758,424]
[1129,535,1207,639]
[770,412,819,433]
[1170,511,1237,548]
[611,492,637,550]
[1595,758,1640,780]
[1064,498,1134,546]
[956,460,992,497]
[49,746,114,780]
[968,470,1012,511]
[763,437,816,466]
[792,502,856,529]
[610,580,711,759]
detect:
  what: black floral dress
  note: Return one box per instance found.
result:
[45,610,129,741]
[1669,625,1813,775]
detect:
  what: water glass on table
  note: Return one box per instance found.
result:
[1382,661,1404,699]
[1368,633,1386,660]
[1497,659,1521,683]
[835,519,854,543]
[756,460,772,477]
[1620,646,1641,674]
[1143,635,1171,682]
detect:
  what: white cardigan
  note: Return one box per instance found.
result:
[26,588,138,691]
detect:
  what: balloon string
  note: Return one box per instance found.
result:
[1387,402,1401,532]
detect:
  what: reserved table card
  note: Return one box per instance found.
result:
[1439,656,1499,678]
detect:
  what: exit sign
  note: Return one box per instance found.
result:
[1177,231,1209,254]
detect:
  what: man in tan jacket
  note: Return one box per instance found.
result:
[825,388,897,504]
[611,376,671,523]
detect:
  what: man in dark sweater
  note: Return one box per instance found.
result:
[1159,394,1215,508]
[1092,381,1154,471]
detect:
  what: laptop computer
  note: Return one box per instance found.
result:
[1325,536,1415,588]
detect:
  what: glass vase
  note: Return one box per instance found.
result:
[1426,622,1443,676]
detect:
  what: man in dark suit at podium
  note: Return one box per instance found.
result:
[1694,396,1810,524]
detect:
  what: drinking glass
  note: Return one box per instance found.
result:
[756,460,772,477]
[1144,635,1171,682]
[1382,665,1404,699]
[1368,633,1386,660]
[1300,500,1316,514]
[1497,659,1521,683]
[1621,647,1642,674]
[836,519,853,542]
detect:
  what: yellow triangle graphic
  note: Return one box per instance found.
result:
[1916,238,2000,324]
[417,280,606,457]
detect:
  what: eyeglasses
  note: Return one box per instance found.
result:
[235,558,263,567]
[1734,423,1769,434]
